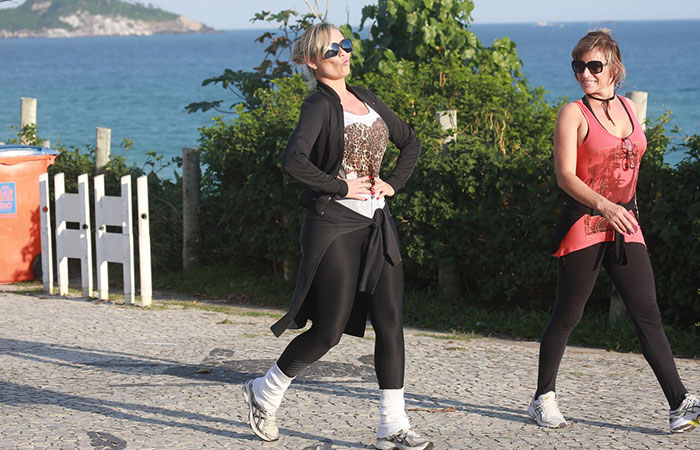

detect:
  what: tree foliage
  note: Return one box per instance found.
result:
[191,0,699,326]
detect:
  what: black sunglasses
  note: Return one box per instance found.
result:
[323,38,353,59]
[571,60,606,74]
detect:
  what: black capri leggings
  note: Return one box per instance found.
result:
[536,242,687,409]
[277,226,405,389]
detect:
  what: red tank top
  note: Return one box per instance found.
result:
[554,95,647,257]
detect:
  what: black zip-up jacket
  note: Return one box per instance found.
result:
[281,81,421,211]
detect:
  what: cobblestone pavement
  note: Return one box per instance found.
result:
[1,285,698,449]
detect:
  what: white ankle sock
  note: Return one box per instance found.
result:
[252,362,294,412]
[377,388,411,438]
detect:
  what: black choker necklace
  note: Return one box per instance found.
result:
[586,93,617,125]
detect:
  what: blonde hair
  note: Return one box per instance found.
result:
[291,22,336,72]
[572,28,626,87]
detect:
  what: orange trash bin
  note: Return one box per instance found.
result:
[0,145,59,283]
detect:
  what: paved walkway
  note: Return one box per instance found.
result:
[1,285,698,449]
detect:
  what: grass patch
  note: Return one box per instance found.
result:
[156,300,282,319]
[154,264,292,308]
[403,290,699,357]
[6,280,44,294]
[148,264,700,357]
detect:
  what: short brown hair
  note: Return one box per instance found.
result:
[572,28,626,87]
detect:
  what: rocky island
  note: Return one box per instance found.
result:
[0,0,215,38]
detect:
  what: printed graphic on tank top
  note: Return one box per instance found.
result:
[334,102,390,218]
[555,95,647,256]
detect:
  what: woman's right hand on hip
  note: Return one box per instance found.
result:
[343,176,371,201]
[600,200,640,235]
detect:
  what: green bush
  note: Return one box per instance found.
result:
[189,0,698,329]
[197,76,308,266]
[637,129,700,325]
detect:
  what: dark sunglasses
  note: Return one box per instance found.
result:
[323,38,353,59]
[571,60,606,74]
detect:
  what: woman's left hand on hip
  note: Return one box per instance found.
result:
[373,177,395,199]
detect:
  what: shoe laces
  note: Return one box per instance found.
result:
[538,394,561,416]
[393,429,420,444]
[677,394,700,414]
[253,398,276,422]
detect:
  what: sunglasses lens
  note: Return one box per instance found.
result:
[323,43,340,59]
[571,60,586,73]
[340,38,353,53]
[588,61,604,74]
[323,38,353,59]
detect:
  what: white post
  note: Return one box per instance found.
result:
[78,174,93,297]
[53,173,93,297]
[121,175,135,305]
[94,175,109,300]
[54,173,68,296]
[94,174,136,304]
[137,175,152,306]
[96,127,111,171]
[39,173,54,294]
[20,97,37,145]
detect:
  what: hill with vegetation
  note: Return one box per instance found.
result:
[0,0,214,38]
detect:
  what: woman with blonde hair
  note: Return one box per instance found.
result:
[241,22,432,450]
[528,28,699,433]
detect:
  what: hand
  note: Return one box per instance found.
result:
[343,176,371,200]
[372,177,395,200]
[600,200,639,235]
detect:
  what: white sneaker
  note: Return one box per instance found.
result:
[375,428,432,450]
[670,393,700,433]
[242,379,279,441]
[528,391,567,428]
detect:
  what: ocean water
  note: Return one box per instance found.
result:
[1,21,698,170]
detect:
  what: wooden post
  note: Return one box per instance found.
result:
[438,259,461,300]
[137,175,153,306]
[20,97,37,145]
[182,147,201,270]
[626,91,648,131]
[95,127,111,171]
[435,110,457,151]
[436,110,460,298]
[283,254,298,282]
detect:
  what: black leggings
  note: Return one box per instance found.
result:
[277,226,405,389]
[536,242,687,409]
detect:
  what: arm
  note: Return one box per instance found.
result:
[367,92,421,195]
[554,103,639,235]
[281,96,350,197]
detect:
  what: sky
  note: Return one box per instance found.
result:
[2,0,700,29]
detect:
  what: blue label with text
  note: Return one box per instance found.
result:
[0,182,17,216]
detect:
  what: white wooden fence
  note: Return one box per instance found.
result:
[54,173,93,297]
[39,172,152,306]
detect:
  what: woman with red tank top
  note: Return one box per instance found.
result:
[527,29,699,433]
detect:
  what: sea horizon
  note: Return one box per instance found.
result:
[1,20,698,170]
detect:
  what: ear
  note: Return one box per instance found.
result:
[306,59,318,71]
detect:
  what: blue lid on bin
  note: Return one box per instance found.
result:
[0,145,59,157]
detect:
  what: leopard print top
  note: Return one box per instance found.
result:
[334,103,390,218]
